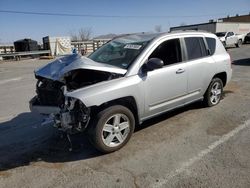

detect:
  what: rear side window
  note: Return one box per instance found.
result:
[184,37,207,60]
[205,37,216,55]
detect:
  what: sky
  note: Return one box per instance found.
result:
[0,0,249,44]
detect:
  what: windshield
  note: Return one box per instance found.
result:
[88,34,157,69]
[215,32,226,37]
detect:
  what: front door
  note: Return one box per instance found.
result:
[226,32,236,46]
[142,38,187,118]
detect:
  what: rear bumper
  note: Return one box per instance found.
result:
[29,96,60,115]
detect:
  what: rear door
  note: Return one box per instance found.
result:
[183,36,214,102]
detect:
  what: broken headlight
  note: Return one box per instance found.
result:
[60,97,90,132]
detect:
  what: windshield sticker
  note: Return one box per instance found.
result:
[124,44,142,50]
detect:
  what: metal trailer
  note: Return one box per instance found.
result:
[43,36,72,56]
[170,22,250,34]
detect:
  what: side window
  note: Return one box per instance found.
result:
[205,37,216,55]
[184,37,207,60]
[228,32,233,37]
[149,38,182,66]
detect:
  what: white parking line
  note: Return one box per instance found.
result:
[152,119,250,188]
[0,77,22,85]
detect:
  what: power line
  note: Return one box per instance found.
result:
[0,9,249,19]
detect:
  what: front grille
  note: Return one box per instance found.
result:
[36,79,64,106]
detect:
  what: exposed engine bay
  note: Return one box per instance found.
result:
[35,69,120,106]
[64,69,121,91]
[33,70,121,133]
[30,54,126,134]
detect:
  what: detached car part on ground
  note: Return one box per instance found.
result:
[30,31,232,153]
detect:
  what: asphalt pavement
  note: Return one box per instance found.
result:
[0,46,250,188]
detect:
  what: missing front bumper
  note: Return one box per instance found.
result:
[29,96,60,114]
[30,96,90,133]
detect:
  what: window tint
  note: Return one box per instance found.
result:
[184,37,206,60]
[149,39,182,66]
[206,37,216,55]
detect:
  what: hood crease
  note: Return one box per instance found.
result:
[35,54,127,81]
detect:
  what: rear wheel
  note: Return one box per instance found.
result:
[203,78,223,107]
[88,105,135,153]
[236,40,242,48]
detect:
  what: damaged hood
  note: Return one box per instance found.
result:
[35,54,127,81]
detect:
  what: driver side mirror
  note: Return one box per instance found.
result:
[143,58,164,72]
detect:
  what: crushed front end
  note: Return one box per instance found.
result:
[30,77,91,134]
[29,54,126,134]
[55,95,90,133]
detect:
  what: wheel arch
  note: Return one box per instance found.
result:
[90,96,139,126]
[213,72,227,87]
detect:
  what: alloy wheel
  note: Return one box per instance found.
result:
[102,114,130,147]
[210,82,222,105]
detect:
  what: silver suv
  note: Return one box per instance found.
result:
[30,31,232,153]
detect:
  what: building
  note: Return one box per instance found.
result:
[222,14,250,23]
[170,14,250,34]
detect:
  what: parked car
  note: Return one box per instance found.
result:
[236,33,246,43]
[244,32,250,43]
[30,31,232,153]
[215,31,242,47]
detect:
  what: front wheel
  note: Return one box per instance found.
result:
[222,41,226,48]
[203,78,223,107]
[88,105,135,153]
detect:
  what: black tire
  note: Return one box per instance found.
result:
[88,105,135,153]
[203,78,223,107]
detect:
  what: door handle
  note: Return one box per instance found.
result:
[176,68,185,74]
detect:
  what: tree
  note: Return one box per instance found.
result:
[78,27,92,41]
[155,25,162,33]
[69,30,78,42]
[69,27,93,41]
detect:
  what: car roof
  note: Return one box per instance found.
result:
[113,30,215,42]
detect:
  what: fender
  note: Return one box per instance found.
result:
[65,75,144,117]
